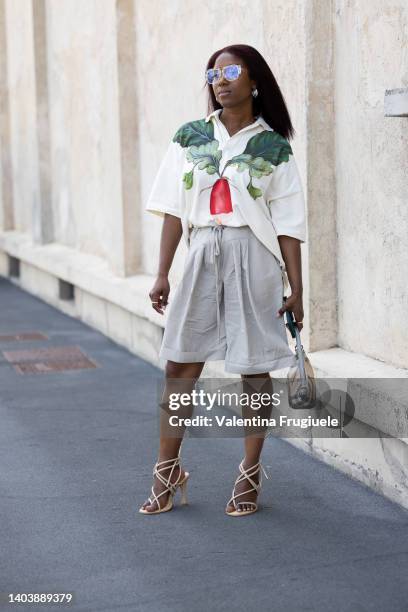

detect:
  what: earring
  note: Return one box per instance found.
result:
[252,88,258,98]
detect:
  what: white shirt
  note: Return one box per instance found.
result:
[145,108,307,291]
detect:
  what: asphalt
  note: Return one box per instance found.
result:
[0,276,407,612]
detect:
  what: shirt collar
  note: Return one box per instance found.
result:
[205,108,272,132]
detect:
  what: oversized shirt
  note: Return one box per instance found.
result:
[145,108,307,291]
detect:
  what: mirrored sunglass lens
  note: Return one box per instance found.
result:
[206,69,217,84]
[224,65,239,80]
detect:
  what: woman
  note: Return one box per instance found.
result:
[140,44,306,516]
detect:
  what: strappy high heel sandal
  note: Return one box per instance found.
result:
[139,451,190,515]
[225,459,269,516]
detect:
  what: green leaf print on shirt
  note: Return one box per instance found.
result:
[173,119,292,200]
[223,131,292,199]
[173,120,221,190]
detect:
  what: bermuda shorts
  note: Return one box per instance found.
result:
[159,224,297,375]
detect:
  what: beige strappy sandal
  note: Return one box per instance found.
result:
[139,452,190,515]
[226,459,269,516]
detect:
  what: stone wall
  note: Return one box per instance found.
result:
[335,0,408,368]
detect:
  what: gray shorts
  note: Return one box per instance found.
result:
[159,224,296,374]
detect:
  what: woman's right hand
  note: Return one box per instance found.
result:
[149,274,170,315]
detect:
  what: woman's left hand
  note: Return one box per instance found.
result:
[276,293,304,332]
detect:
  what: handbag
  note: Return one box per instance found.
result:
[283,297,317,410]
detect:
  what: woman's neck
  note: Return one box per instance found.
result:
[219,109,258,133]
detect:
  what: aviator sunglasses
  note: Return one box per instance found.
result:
[205,64,244,85]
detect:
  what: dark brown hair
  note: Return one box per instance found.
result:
[202,44,295,141]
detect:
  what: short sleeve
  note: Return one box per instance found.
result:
[265,146,307,243]
[145,137,185,220]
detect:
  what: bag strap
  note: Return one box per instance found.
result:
[283,297,307,383]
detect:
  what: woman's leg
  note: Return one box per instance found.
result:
[226,372,273,513]
[140,360,205,512]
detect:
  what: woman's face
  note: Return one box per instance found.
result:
[212,52,256,109]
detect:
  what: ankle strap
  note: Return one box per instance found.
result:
[240,460,269,480]
[155,456,181,468]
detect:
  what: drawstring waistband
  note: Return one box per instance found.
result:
[210,224,224,343]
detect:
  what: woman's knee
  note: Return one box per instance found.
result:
[165,360,205,380]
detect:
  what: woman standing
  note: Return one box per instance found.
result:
[140,44,306,516]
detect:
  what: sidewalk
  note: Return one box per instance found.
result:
[1,276,407,612]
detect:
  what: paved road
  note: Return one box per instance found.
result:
[0,277,407,612]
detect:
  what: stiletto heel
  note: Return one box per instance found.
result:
[139,450,190,515]
[179,475,189,505]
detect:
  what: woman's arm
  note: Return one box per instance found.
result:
[276,235,304,331]
[149,213,183,315]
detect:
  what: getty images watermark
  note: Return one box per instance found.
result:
[166,387,338,429]
[151,377,408,439]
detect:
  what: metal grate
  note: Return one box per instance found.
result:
[0,332,49,342]
[2,345,99,375]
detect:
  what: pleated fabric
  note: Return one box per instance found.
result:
[159,225,296,374]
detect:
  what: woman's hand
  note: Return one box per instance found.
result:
[149,274,170,315]
[276,292,304,332]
